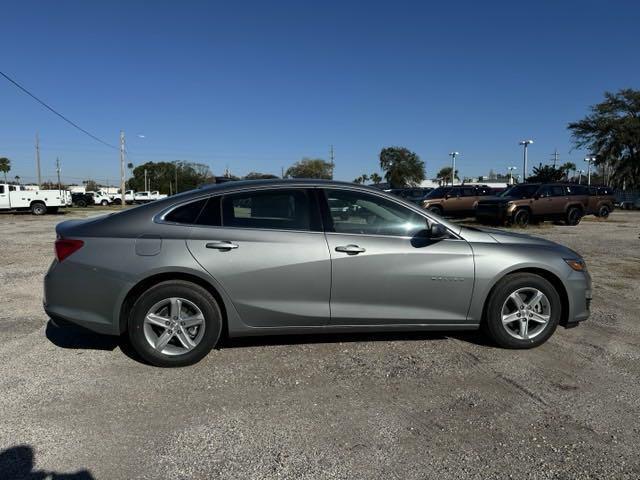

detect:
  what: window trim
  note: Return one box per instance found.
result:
[318,187,460,240]
[155,186,323,234]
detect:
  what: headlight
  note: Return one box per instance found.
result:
[506,201,514,207]
[564,258,587,271]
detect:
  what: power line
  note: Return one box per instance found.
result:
[0,70,118,150]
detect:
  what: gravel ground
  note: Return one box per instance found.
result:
[1,209,639,479]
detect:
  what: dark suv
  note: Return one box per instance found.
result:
[421,185,494,218]
[475,183,592,227]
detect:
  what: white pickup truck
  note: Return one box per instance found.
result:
[86,190,112,206]
[110,190,135,205]
[134,191,168,203]
[0,184,70,215]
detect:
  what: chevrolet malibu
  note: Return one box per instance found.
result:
[45,180,591,367]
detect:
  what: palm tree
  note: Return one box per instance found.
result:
[560,162,576,181]
[436,167,458,186]
[14,175,21,184]
[370,172,382,184]
[0,157,10,183]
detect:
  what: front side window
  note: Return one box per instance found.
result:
[324,189,427,237]
[551,186,565,196]
[462,187,476,197]
[221,189,311,231]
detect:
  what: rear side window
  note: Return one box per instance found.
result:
[164,198,207,224]
[462,187,475,197]
[569,185,589,195]
[221,189,311,231]
[551,186,565,196]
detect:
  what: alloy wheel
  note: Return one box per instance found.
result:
[143,297,206,355]
[501,288,551,340]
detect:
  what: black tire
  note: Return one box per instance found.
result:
[31,202,47,215]
[428,206,443,216]
[76,199,87,208]
[598,205,610,218]
[565,206,582,226]
[101,199,109,206]
[512,209,530,228]
[113,198,122,205]
[128,280,222,367]
[484,273,561,349]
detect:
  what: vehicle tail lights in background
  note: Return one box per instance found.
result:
[55,238,84,262]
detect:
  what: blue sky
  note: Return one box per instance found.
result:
[1,0,639,185]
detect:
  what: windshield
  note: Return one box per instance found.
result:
[425,186,451,199]
[500,184,540,199]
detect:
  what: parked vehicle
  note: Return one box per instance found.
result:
[71,192,94,208]
[475,183,590,227]
[111,190,135,205]
[0,184,68,215]
[150,191,168,201]
[45,180,591,367]
[389,187,433,204]
[587,186,615,218]
[421,185,494,217]
[86,190,112,206]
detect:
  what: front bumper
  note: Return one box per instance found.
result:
[563,270,592,327]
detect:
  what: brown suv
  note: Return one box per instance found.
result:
[475,183,592,227]
[587,186,615,218]
[421,185,494,218]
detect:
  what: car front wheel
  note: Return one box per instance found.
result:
[565,207,583,226]
[484,273,560,348]
[128,280,222,367]
[598,205,611,218]
[512,209,530,228]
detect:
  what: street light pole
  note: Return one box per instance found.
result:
[119,130,126,209]
[577,170,584,184]
[584,156,596,186]
[507,166,517,185]
[449,152,459,185]
[519,140,534,181]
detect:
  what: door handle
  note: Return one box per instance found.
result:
[335,244,366,255]
[206,241,238,250]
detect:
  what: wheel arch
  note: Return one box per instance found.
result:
[480,267,570,328]
[118,271,229,335]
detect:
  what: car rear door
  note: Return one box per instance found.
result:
[185,187,331,328]
[320,188,474,326]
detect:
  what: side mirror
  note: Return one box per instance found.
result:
[415,223,447,240]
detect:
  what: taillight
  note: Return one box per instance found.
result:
[55,238,84,262]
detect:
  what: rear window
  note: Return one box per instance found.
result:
[221,189,311,231]
[164,199,207,224]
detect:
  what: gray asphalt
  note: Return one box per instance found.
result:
[1,210,639,479]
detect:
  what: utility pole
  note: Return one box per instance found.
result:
[144,168,148,192]
[55,157,62,194]
[119,130,126,209]
[551,149,559,168]
[329,145,335,179]
[174,162,179,193]
[35,132,42,187]
[281,166,284,178]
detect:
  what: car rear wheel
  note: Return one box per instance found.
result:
[101,199,109,206]
[484,273,560,348]
[76,199,87,208]
[598,205,610,218]
[128,280,222,367]
[31,202,47,215]
[113,198,122,205]
[565,207,582,226]
[512,209,530,228]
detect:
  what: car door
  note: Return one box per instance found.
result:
[320,188,475,326]
[185,187,331,328]
[0,185,9,209]
[531,185,554,216]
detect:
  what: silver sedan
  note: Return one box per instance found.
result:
[44,180,591,367]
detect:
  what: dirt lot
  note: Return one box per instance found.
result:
[1,209,639,479]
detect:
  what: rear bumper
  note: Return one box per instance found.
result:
[43,259,129,336]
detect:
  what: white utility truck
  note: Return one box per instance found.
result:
[0,184,69,215]
[86,190,112,206]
